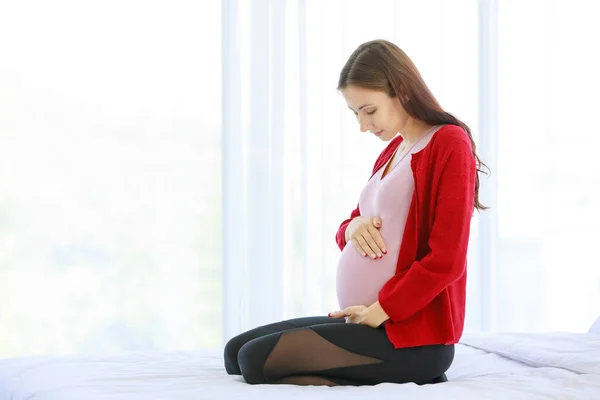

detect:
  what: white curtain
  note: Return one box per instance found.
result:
[222,0,600,343]
[0,0,223,357]
[221,0,480,340]
[1,0,599,358]
[492,0,600,333]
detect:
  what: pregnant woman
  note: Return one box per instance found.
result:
[223,39,487,386]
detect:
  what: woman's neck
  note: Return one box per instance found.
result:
[399,118,433,146]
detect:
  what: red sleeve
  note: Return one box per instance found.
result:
[378,141,476,322]
[335,137,401,251]
[335,205,361,251]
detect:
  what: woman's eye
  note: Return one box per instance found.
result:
[366,109,376,115]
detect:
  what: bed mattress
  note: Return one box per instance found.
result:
[1,332,598,399]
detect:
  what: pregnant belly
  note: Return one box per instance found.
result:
[335,244,398,309]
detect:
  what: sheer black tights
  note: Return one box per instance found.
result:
[224,317,454,386]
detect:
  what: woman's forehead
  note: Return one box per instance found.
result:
[342,86,387,106]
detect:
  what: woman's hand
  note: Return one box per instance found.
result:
[328,302,389,329]
[345,216,386,259]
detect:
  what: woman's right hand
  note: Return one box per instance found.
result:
[345,216,386,259]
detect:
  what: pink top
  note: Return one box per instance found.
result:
[336,126,441,309]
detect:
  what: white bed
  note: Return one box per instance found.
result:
[1,332,599,400]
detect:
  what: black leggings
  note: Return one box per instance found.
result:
[224,316,454,386]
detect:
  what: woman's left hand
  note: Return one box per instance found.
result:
[329,305,383,328]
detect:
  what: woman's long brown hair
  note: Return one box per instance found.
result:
[338,39,488,211]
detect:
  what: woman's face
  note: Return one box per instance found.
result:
[341,85,409,142]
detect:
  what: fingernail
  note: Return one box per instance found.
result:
[382,248,387,254]
[377,253,382,258]
[371,254,376,259]
[328,313,333,317]
[363,253,367,257]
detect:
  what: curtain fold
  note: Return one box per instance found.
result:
[221,0,483,341]
[222,0,600,343]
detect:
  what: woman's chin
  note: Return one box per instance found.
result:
[379,132,396,142]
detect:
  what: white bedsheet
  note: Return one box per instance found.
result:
[0,332,599,400]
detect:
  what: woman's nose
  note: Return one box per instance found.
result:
[359,116,370,132]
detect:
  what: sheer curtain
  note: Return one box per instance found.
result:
[222,0,600,343]
[493,0,600,333]
[2,0,598,358]
[221,0,480,340]
[0,0,222,357]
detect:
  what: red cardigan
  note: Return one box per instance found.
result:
[335,124,476,349]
